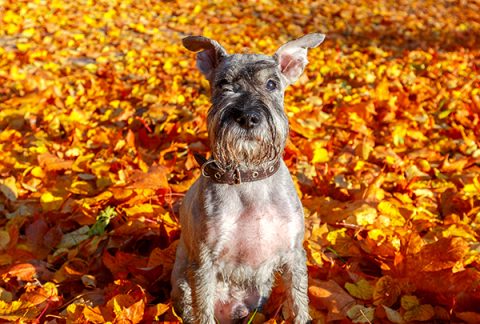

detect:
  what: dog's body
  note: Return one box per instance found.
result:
[171,34,325,324]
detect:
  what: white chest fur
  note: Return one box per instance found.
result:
[216,204,296,267]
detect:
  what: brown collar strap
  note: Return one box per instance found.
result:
[194,153,281,185]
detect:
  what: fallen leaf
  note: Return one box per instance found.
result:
[2,263,36,282]
[309,279,355,321]
[56,226,90,249]
[373,276,401,306]
[383,305,404,323]
[345,279,374,300]
[0,177,18,201]
[40,191,64,211]
[346,304,375,323]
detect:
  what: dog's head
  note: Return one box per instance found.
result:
[183,34,325,169]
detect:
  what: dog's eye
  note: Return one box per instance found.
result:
[266,79,277,91]
[216,79,229,89]
[216,79,235,93]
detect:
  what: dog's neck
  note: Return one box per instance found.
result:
[194,153,281,185]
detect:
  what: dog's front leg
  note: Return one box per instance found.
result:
[283,249,311,324]
[188,244,217,324]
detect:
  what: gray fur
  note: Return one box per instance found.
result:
[171,33,325,324]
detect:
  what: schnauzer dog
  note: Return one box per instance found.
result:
[171,33,326,324]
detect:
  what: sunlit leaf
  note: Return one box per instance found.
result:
[40,191,64,211]
[2,263,36,282]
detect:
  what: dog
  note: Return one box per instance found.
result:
[171,33,326,324]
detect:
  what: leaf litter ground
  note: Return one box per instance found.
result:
[0,0,479,323]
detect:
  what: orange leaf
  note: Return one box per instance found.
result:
[309,279,355,321]
[411,237,468,272]
[127,164,169,190]
[3,263,36,282]
[37,152,73,172]
[107,294,145,324]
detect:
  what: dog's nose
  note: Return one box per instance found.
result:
[235,110,261,129]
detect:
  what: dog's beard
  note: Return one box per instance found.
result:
[209,115,286,169]
[213,125,276,168]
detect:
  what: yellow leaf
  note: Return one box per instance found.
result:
[442,224,477,241]
[31,166,45,178]
[377,200,405,226]
[350,205,377,225]
[40,192,64,211]
[345,279,374,300]
[21,28,36,37]
[65,96,76,107]
[73,33,85,40]
[66,303,78,317]
[161,211,178,227]
[83,15,96,26]
[123,204,154,217]
[163,60,174,73]
[43,282,58,297]
[177,94,185,104]
[326,228,347,245]
[69,180,95,195]
[368,228,386,242]
[193,3,202,14]
[72,153,95,172]
[376,79,390,101]
[0,300,23,318]
[85,63,98,73]
[312,143,329,163]
[149,303,170,319]
[143,94,158,104]
[16,43,31,52]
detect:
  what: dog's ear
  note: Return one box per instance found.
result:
[274,33,325,85]
[183,36,228,81]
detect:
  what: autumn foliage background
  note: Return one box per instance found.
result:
[0,0,479,323]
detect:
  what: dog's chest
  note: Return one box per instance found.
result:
[211,200,299,268]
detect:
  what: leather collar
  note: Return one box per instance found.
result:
[194,153,281,185]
